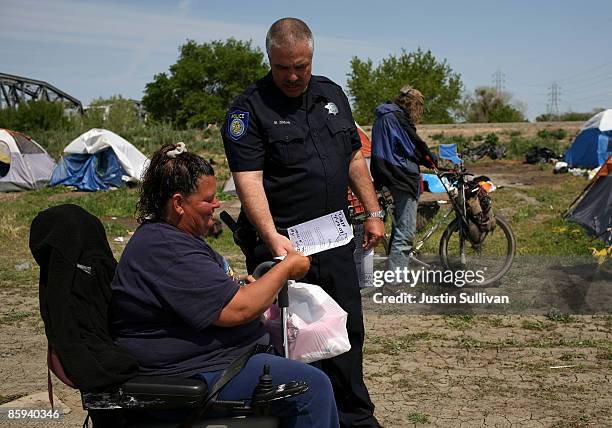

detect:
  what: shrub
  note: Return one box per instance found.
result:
[0,101,73,132]
[537,128,568,140]
[484,133,499,145]
[505,136,566,159]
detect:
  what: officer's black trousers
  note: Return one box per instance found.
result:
[302,243,378,428]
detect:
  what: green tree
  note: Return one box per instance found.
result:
[142,39,269,128]
[460,87,525,123]
[0,100,72,132]
[347,48,463,124]
[82,95,141,134]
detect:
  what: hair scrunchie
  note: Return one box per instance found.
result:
[167,142,187,158]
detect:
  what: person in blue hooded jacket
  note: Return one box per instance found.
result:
[371,85,437,272]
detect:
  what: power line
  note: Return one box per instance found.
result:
[563,92,612,104]
[512,61,612,88]
[557,61,612,84]
[560,76,612,95]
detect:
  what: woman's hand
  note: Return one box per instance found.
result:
[238,274,256,284]
[280,250,310,280]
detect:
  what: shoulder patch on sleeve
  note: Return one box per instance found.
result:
[227,110,249,141]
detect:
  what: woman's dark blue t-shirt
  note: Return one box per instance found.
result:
[110,221,267,377]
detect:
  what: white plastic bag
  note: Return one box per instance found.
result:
[263,282,351,363]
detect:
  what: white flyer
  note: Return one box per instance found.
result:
[287,210,353,256]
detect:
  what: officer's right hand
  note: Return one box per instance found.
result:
[266,232,294,258]
[280,250,310,280]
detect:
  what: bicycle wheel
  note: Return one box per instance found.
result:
[439,215,516,286]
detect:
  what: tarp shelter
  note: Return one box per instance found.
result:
[0,129,55,192]
[50,129,149,191]
[566,155,612,245]
[564,109,612,168]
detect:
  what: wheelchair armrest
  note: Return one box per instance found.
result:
[82,375,208,410]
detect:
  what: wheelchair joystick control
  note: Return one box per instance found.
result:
[252,364,274,415]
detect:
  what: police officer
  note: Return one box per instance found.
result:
[222,17,384,428]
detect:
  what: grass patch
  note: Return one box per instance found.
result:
[504,136,567,160]
[0,309,32,325]
[367,336,417,355]
[546,312,577,323]
[521,320,556,331]
[527,337,610,349]
[366,331,447,355]
[406,412,429,424]
[482,316,505,327]
[559,352,587,361]
[0,394,26,405]
[491,179,605,256]
[595,350,612,360]
[455,336,518,350]
[443,314,475,329]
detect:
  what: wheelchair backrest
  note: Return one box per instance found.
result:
[30,204,138,391]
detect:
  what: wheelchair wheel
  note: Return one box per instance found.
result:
[439,215,516,286]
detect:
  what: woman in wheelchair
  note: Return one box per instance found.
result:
[109,143,339,428]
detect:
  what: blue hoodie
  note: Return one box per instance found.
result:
[371,102,434,197]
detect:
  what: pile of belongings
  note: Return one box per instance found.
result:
[461,142,507,162]
[525,146,560,164]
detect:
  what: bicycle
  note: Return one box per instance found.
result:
[376,164,516,286]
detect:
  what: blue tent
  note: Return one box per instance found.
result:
[50,148,126,191]
[564,109,612,168]
[49,129,149,191]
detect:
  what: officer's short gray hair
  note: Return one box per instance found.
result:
[266,17,314,56]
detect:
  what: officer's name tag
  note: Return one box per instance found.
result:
[287,210,353,256]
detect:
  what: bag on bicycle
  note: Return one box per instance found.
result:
[465,177,496,243]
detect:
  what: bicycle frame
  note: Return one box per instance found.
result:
[377,160,516,286]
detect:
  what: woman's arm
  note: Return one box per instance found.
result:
[213,252,309,327]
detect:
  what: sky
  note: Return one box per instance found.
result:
[2,0,611,121]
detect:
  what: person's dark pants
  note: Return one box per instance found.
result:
[302,243,378,428]
[199,353,339,428]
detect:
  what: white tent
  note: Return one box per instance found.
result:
[50,129,149,191]
[0,129,56,192]
[62,128,149,181]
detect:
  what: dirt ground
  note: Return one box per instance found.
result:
[1,161,610,427]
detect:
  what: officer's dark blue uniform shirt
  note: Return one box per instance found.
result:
[222,72,361,229]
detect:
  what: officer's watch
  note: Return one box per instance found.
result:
[365,210,385,219]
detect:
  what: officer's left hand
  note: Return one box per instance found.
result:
[363,218,385,250]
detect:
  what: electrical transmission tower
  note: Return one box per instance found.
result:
[547,82,561,119]
[492,68,505,92]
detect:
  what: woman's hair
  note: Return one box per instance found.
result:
[394,85,425,124]
[136,143,214,223]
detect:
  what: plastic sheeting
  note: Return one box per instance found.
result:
[50,149,126,191]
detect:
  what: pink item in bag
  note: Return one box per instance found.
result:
[262,282,350,363]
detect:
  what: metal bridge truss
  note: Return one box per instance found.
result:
[0,72,83,113]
